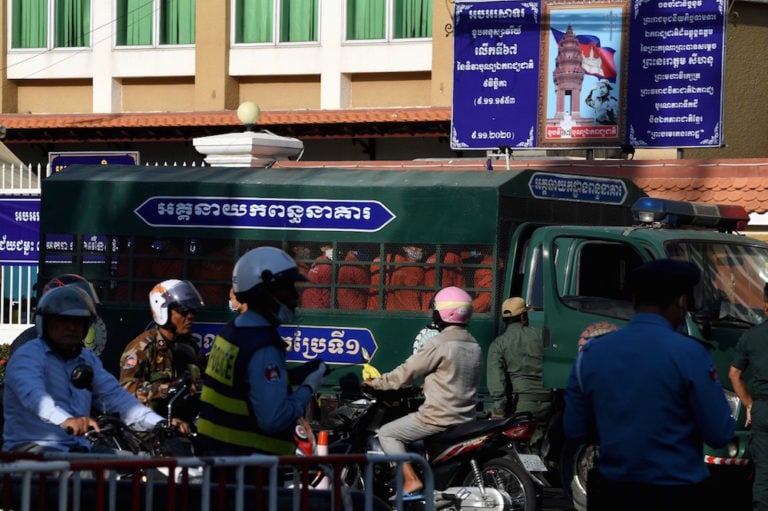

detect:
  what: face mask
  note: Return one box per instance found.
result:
[405,247,423,262]
[228,300,237,313]
[324,248,334,260]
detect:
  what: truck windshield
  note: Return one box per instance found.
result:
[667,241,768,327]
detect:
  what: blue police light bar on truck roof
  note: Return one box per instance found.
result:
[632,197,750,232]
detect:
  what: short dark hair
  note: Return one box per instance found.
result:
[628,259,700,308]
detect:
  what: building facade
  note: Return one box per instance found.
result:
[0,0,765,163]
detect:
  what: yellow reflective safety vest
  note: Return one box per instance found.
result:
[197,321,296,455]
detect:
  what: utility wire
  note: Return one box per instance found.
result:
[4,0,160,77]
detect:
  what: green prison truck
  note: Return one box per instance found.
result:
[38,164,765,504]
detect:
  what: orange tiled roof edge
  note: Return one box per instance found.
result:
[0,107,453,129]
[275,158,768,214]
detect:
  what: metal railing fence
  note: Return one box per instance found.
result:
[0,451,433,511]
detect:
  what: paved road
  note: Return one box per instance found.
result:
[543,487,575,511]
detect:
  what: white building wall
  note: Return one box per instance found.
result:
[7,2,431,112]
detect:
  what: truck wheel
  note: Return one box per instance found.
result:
[560,440,598,511]
[462,457,537,511]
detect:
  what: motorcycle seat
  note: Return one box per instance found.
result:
[424,416,517,448]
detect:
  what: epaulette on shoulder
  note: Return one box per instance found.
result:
[581,332,613,351]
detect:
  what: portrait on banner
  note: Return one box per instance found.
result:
[540,0,629,145]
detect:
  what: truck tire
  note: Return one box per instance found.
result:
[560,440,598,511]
[462,456,538,511]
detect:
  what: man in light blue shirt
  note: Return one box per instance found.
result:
[3,285,164,453]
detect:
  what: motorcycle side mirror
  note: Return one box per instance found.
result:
[71,363,95,390]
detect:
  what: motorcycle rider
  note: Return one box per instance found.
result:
[364,286,482,499]
[3,286,165,452]
[197,246,328,455]
[1,274,107,446]
[486,297,552,446]
[119,279,205,426]
[9,274,106,358]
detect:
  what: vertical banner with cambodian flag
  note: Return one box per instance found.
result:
[542,4,625,143]
[451,0,726,150]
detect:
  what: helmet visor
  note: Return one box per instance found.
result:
[166,280,205,310]
[273,267,308,284]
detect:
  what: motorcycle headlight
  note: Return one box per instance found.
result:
[723,389,741,420]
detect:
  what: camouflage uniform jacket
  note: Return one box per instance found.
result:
[119,327,204,414]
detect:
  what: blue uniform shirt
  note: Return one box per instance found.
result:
[564,313,735,485]
[4,338,163,452]
[235,310,313,434]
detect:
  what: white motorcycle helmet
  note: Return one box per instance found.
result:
[149,279,204,327]
[233,246,307,295]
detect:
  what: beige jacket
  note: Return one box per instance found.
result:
[369,326,482,428]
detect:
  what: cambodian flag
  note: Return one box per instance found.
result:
[551,28,617,82]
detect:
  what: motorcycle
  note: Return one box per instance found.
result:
[317,384,543,511]
[70,363,197,480]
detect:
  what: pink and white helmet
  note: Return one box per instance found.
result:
[433,286,473,325]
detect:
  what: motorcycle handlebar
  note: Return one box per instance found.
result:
[359,384,422,401]
[288,359,332,385]
[64,425,96,436]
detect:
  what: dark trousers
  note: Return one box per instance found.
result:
[587,468,715,511]
[752,401,768,511]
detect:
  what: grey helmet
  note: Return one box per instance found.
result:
[35,285,97,338]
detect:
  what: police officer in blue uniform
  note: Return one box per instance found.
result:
[197,246,327,456]
[564,259,735,510]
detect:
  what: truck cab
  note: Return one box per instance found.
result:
[37,163,762,507]
[516,198,766,508]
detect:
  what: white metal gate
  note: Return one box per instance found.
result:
[0,163,44,341]
[0,161,201,341]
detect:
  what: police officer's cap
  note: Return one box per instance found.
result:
[628,259,700,296]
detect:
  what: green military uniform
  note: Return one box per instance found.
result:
[119,327,204,416]
[732,320,768,510]
[487,322,552,443]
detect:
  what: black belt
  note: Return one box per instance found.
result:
[515,392,553,402]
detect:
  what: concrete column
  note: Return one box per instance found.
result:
[0,0,19,113]
[92,2,121,112]
[319,0,346,109]
[195,1,238,110]
[431,0,453,107]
